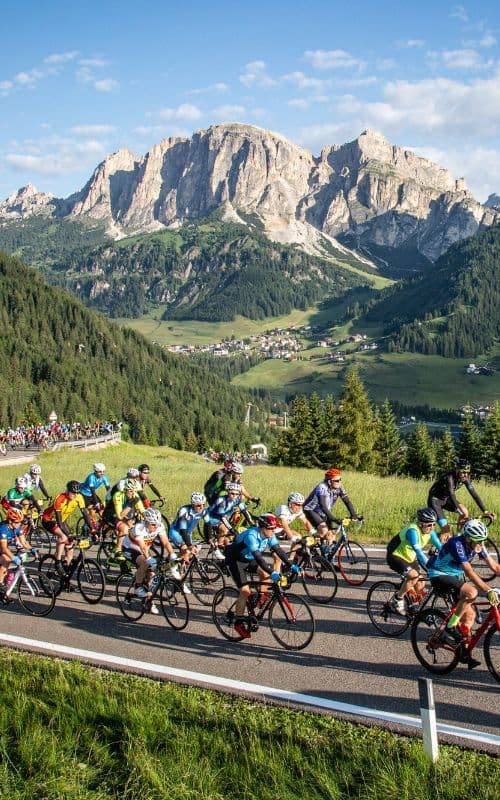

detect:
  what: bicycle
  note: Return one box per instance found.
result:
[115,559,189,630]
[212,573,315,651]
[366,576,451,637]
[23,508,53,557]
[323,518,369,585]
[411,591,500,681]
[0,552,55,616]
[292,533,338,605]
[176,547,226,605]
[38,535,105,604]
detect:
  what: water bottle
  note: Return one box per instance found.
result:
[149,574,160,592]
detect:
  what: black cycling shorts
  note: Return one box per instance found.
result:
[429,574,464,601]
[386,535,417,577]
[225,558,259,588]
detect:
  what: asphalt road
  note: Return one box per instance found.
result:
[1,549,498,745]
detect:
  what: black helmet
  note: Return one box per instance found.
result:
[455,458,471,472]
[66,480,81,493]
[138,463,150,472]
[416,507,437,525]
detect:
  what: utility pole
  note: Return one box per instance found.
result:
[244,402,253,427]
[283,411,288,429]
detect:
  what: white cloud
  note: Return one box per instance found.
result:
[212,104,246,118]
[288,98,309,110]
[159,103,202,122]
[188,82,229,95]
[479,34,497,48]
[239,60,277,88]
[427,48,493,71]
[283,71,330,91]
[0,80,13,96]
[70,124,116,135]
[3,134,109,178]
[44,51,79,64]
[15,68,44,87]
[94,78,119,92]
[303,49,365,71]
[450,5,469,23]
[398,39,426,49]
[78,57,109,68]
[411,144,500,202]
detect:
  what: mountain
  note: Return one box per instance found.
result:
[1,124,498,275]
[0,249,269,448]
[485,193,500,209]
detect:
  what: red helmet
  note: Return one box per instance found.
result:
[325,468,341,480]
[257,513,278,529]
[6,507,24,523]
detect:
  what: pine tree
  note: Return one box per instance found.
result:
[333,366,376,471]
[434,428,456,476]
[373,399,404,476]
[285,396,316,467]
[307,393,326,467]
[404,423,435,478]
[321,395,338,469]
[457,411,482,476]
[481,402,500,481]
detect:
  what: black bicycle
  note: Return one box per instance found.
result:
[176,548,226,605]
[366,576,451,637]
[324,518,369,586]
[293,534,338,605]
[115,560,189,630]
[38,535,105,604]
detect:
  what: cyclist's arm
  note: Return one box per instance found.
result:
[340,491,358,519]
[464,481,487,514]
[54,509,72,538]
[462,560,494,593]
[406,528,429,568]
[38,478,50,500]
[269,542,294,569]
[446,474,461,512]
[148,482,163,500]
[318,494,341,525]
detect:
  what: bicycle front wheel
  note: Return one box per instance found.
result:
[211,586,245,641]
[475,539,500,583]
[189,558,225,605]
[160,578,189,631]
[484,624,500,682]
[76,558,105,604]
[38,554,64,596]
[301,555,338,605]
[366,580,410,637]
[115,573,145,621]
[268,592,315,651]
[27,525,52,557]
[336,540,370,585]
[410,609,460,675]
[96,540,125,584]
[18,568,56,616]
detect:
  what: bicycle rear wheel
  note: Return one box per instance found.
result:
[38,554,64,596]
[115,573,146,621]
[484,624,500,682]
[366,580,410,637]
[301,555,338,605]
[211,586,245,641]
[18,568,56,616]
[160,578,189,631]
[27,525,52,557]
[475,538,500,583]
[76,558,105,604]
[268,592,315,651]
[410,609,460,675]
[189,558,225,605]
[336,540,370,585]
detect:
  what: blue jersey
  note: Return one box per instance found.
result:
[0,521,21,546]
[233,526,279,561]
[428,535,487,579]
[170,505,209,539]
[208,494,245,524]
[79,472,110,498]
[303,481,348,514]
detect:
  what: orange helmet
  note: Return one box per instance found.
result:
[325,468,341,480]
[6,507,24,523]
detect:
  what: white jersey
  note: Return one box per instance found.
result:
[275,503,306,526]
[122,520,166,553]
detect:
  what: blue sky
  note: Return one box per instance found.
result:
[1,0,500,201]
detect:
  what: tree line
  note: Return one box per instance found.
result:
[270,366,500,482]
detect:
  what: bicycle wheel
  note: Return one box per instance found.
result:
[115,573,146,621]
[475,539,500,583]
[366,580,410,637]
[268,592,315,651]
[211,586,245,641]
[189,558,225,605]
[96,540,128,584]
[336,540,370,586]
[301,555,338,605]
[17,568,56,616]
[27,525,52,557]
[410,609,460,675]
[76,558,105,604]
[484,624,500,682]
[38,554,64,596]
[160,578,189,631]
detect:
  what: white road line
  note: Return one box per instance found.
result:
[0,633,498,749]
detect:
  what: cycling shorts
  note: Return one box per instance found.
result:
[386,536,417,576]
[225,557,259,588]
[169,529,190,548]
[122,548,141,565]
[41,519,61,535]
[429,574,464,601]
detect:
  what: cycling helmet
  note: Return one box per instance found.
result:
[416,507,438,525]
[138,464,150,472]
[191,492,206,506]
[143,508,162,526]
[93,462,106,473]
[257,513,278,529]
[127,467,140,478]
[463,518,488,542]
[6,507,24,523]
[230,461,244,475]
[288,492,305,505]
[226,482,241,493]
[325,468,341,480]
[223,459,233,471]
[15,476,28,489]
[29,464,42,475]
[456,458,471,472]
[66,480,81,494]
[125,480,139,492]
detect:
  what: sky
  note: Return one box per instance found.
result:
[1,0,500,202]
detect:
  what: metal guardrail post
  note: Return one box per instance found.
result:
[418,677,439,762]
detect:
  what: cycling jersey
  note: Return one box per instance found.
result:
[389,523,442,567]
[4,487,34,506]
[208,494,246,524]
[228,526,280,562]
[0,521,21,546]
[275,503,306,526]
[303,481,356,522]
[427,535,487,579]
[169,504,209,545]
[428,471,486,515]
[204,469,230,503]
[42,492,85,523]
[23,474,49,498]
[79,472,110,499]
[122,520,166,553]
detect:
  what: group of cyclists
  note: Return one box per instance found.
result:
[0,455,498,669]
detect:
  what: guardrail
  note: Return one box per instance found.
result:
[50,432,121,451]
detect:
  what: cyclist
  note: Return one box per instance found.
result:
[205,460,259,505]
[122,507,178,613]
[275,492,315,550]
[223,513,300,639]
[386,508,442,615]
[0,507,31,587]
[79,463,111,512]
[22,464,50,501]
[428,459,496,540]
[136,464,164,507]
[102,475,146,561]
[41,481,95,574]
[303,468,359,548]
[206,483,253,560]
[2,476,43,515]
[168,492,209,566]
[427,518,500,667]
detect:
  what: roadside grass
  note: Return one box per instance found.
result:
[0,649,498,800]
[1,443,499,542]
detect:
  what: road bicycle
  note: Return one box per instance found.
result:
[115,559,189,630]
[212,573,315,651]
[322,518,369,586]
[292,533,338,605]
[176,547,226,605]
[23,508,53,557]
[366,576,451,637]
[38,535,105,604]
[411,592,500,681]
[0,553,55,616]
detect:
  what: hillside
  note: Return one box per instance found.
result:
[0,250,268,447]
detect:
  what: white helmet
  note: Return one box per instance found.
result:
[226,482,241,493]
[463,518,488,543]
[143,508,162,525]
[191,492,206,506]
[15,476,28,489]
[93,462,106,473]
[288,492,305,505]
[125,479,140,492]
[29,464,42,475]
[127,467,140,478]
[230,461,244,475]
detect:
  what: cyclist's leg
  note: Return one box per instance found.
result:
[429,497,451,542]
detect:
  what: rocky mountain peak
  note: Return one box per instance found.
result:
[485,193,500,208]
[0,182,54,219]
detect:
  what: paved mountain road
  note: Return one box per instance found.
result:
[1,551,498,745]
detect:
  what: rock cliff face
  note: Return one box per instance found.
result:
[2,124,498,267]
